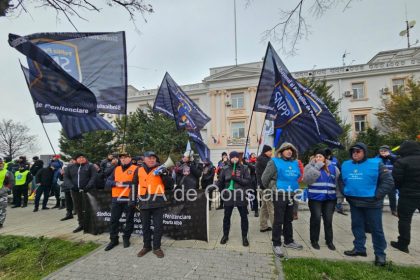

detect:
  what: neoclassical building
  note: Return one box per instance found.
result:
[119,46,420,163]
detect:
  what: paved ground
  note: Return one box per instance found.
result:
[1,200,420,279]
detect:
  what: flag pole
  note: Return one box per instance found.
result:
[40,119,57,155]
[244,109,254,157]
[256,115,268,156]
[121,114,128,152]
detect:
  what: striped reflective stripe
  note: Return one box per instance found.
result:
[308,189,336,194]
[310,182,336,188]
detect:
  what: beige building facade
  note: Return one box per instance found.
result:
[120,47,420,163]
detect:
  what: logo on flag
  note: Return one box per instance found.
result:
[28,40,82,87]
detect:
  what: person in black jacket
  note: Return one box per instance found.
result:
[174,151,203,190]
[244,153,259,217]
[34,165,54,212]
[390,140,420,253]
[256,145,274,232]
[60,159,76,221]
[218,151,251,247]
[64,153,98,233]
[200,159,215,210]
[30,156,44,194]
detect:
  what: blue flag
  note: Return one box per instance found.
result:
[154,72,211,131]
[153,73,211,160]
[253,43,342,152]
[10,32,126,139]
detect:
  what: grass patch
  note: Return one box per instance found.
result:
[0,235,99,280]
[282,258,420,280]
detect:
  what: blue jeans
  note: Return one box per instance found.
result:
[350,205,387,257]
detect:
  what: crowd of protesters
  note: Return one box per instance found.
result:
[0,139,419,265]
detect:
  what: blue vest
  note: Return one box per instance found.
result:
[272,158,300,192]
[308,164,337,201]
[342,158,380,198]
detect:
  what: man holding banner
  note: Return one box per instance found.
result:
[134,151,174,258]
[104,153,138,251]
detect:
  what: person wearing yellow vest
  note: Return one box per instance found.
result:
[12,164,32,208]
[0,158,15,228]
[134,151,174,258]
[104,153,138,251]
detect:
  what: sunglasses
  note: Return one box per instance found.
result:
[352,149,363,154]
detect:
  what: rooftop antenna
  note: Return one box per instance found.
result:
[399,4,417,48]
[342,50,350,66]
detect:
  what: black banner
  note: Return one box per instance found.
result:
[82,189,208,242]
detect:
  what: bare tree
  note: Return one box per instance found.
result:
[246,0,356,55]
[1,0,153,30]
[0,119,39,159]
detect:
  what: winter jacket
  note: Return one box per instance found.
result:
[339,142,394,208]
[49,159,63,184]
[217,162,251,207]
[175,160,203,190]
[261,142,299,192]
[200,164,215,189]
[35,167,54,187]
[132,163,174,209]
[256,154,271,188]
[303,159,342,200]
[30,160,44,176]
[244,159,258,190]
[61,165,77,192]
[392,140,420,198]
[64,162,97,192]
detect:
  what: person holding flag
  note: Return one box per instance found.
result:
[262,143,303,258]
[217,151,251,247]
[104,153,138,251]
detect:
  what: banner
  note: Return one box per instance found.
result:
[83,189,208,242]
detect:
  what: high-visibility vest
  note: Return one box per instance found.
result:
[137,166,165,196]
[272,158,300,192]
[0,169,7,189]
[308,164,337,201]
[112,165,138,199]
[15,170,30,186]
[342,158,380,198]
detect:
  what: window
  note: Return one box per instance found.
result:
[352,83,365,99]
[231,93,244,109]
[392,79,405,93]
[354,115,367,132]
[231,122,245,138]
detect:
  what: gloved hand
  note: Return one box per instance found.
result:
[159,168,169,176]
[314,162,325,170]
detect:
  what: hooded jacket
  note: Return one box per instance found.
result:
[340,142,394,208]
[392,140,420,198]
[261,142,299,192]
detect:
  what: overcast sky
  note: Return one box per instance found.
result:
[0,0,419,157]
